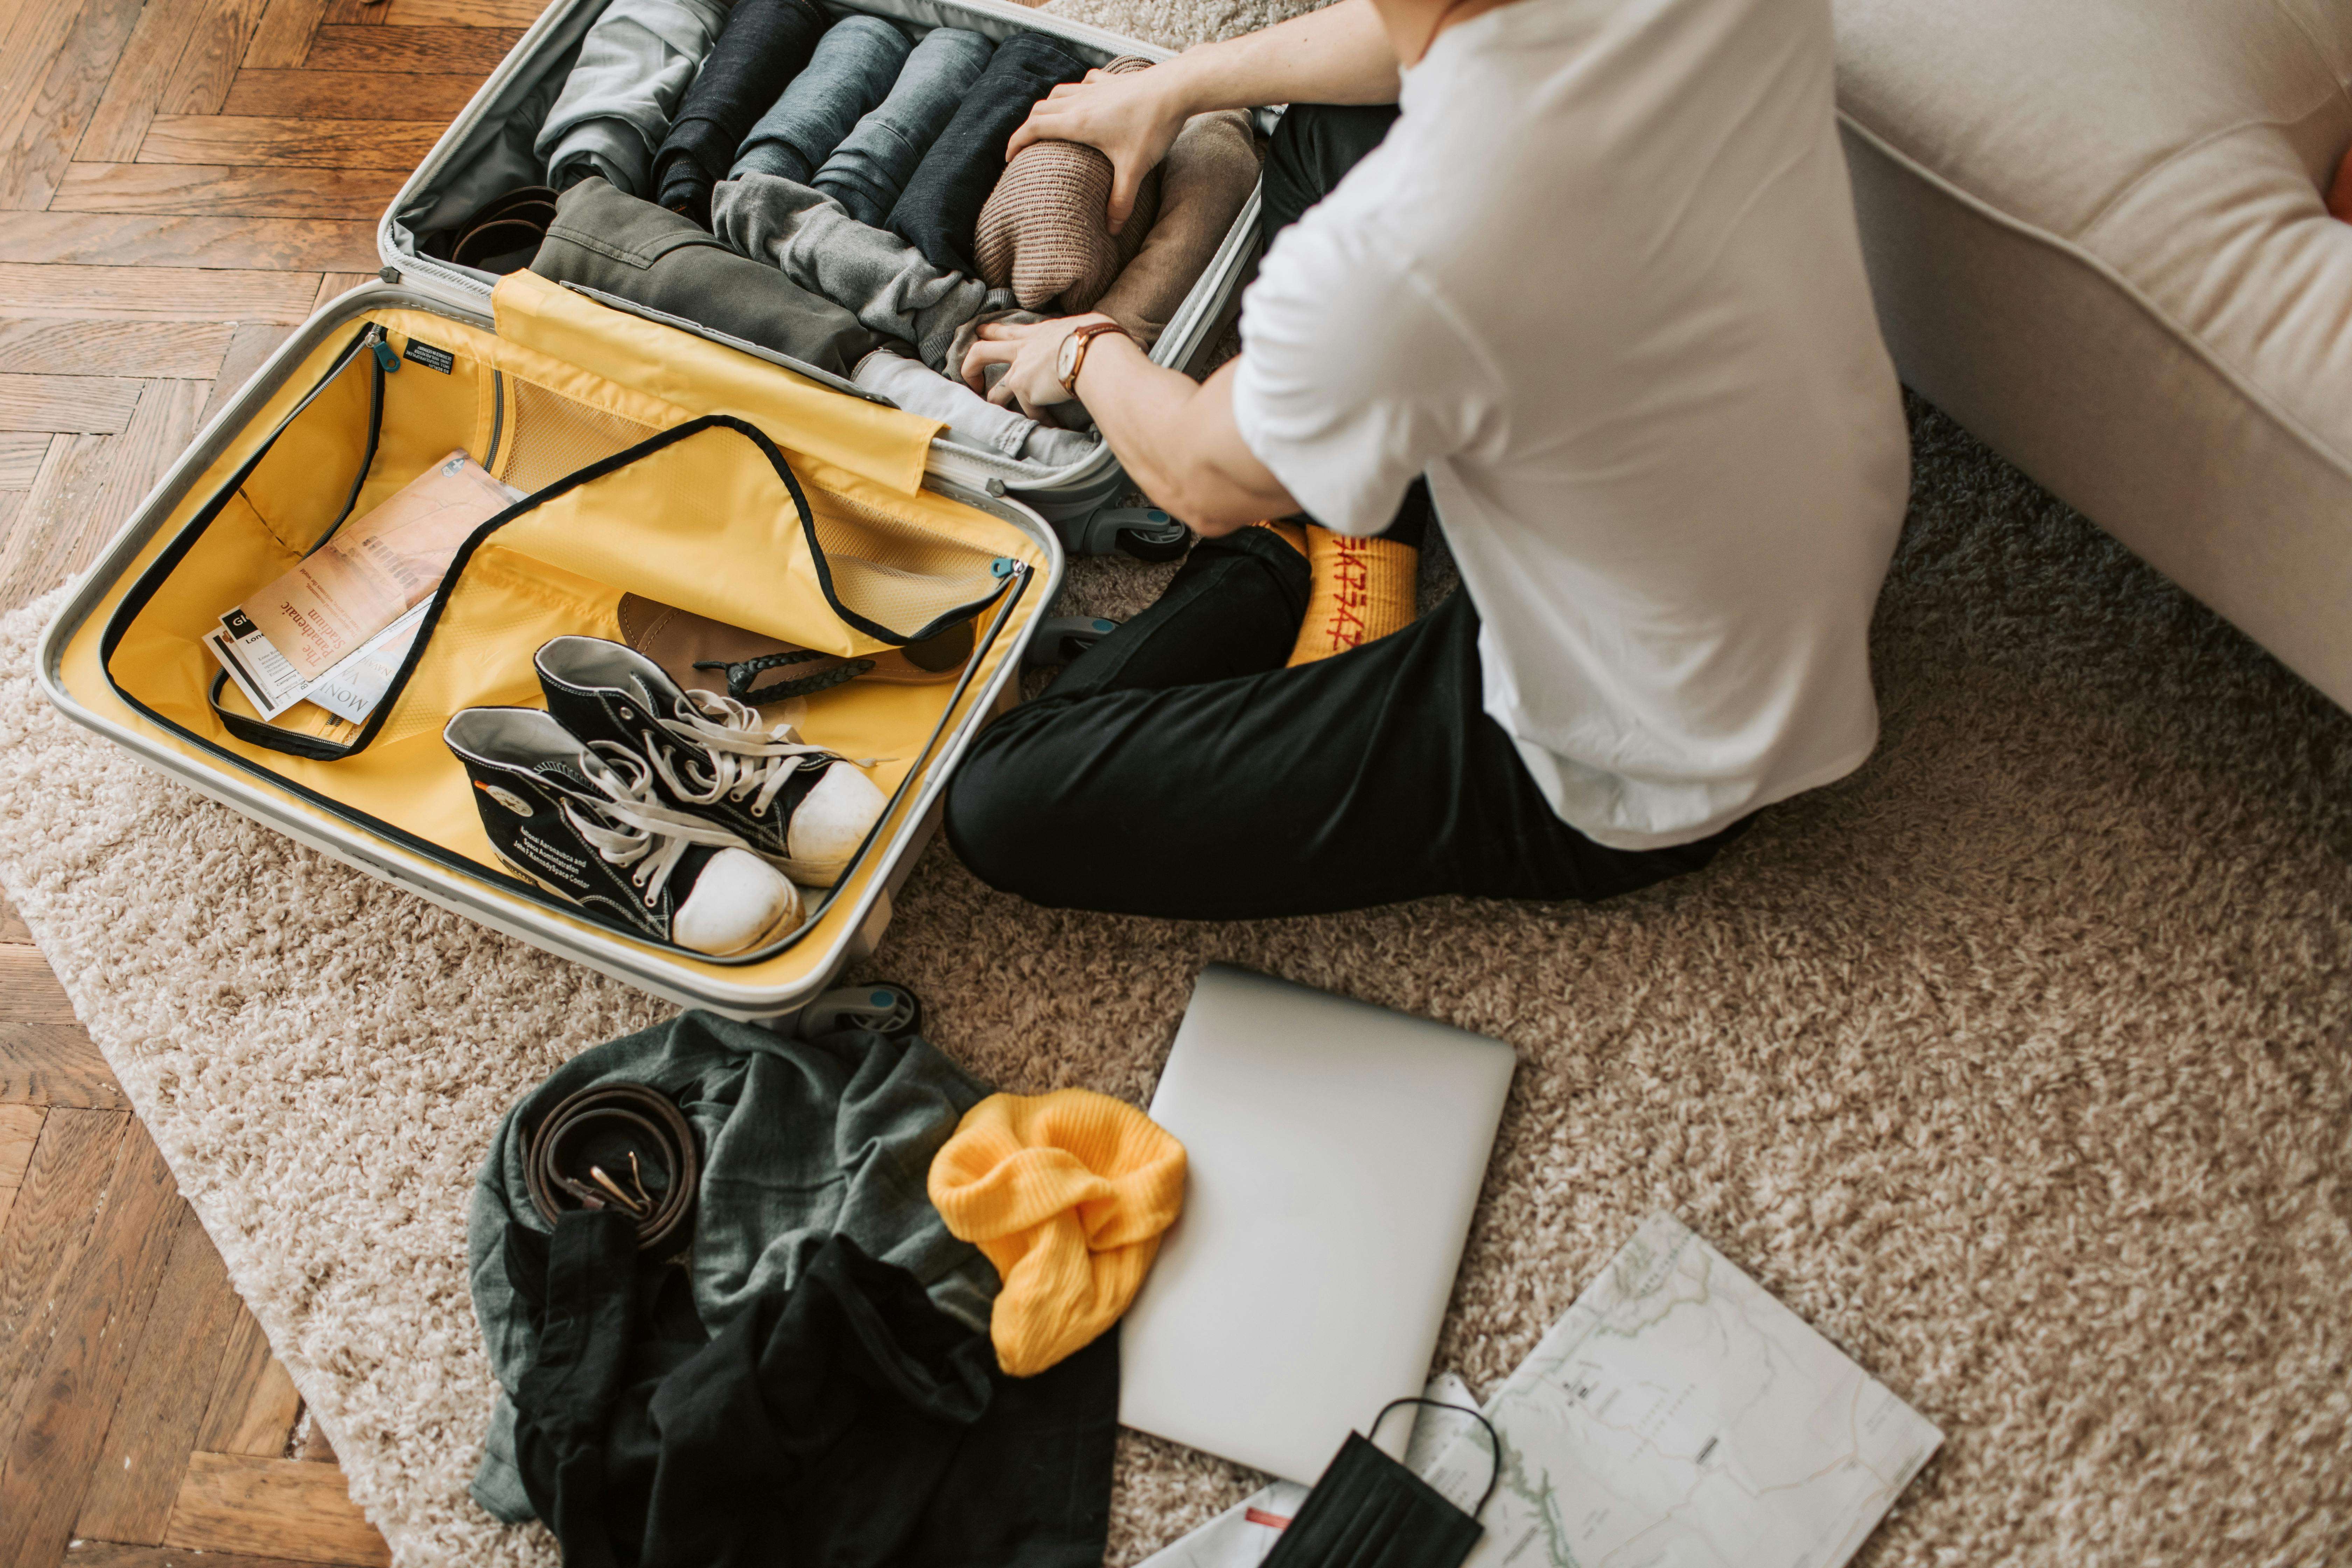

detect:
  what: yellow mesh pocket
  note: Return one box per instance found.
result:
[810,491,1006,637]
[496,376,662,493]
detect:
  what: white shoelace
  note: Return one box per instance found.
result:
[643,691,856,818]
[561,748,749,908]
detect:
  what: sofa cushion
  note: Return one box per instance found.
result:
[1834,0,2352,705]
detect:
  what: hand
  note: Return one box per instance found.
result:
[1006,64,1190,234]
[961,314,1112,416]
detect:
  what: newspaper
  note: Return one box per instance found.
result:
[208,450,519,723]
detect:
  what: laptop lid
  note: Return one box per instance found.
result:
[1118,965,1517,1483]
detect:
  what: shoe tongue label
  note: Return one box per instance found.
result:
[401,339,456,374]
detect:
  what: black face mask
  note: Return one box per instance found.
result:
[1261,1398,1502,1568]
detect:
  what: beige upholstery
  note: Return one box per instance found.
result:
[1835,0,2352,706]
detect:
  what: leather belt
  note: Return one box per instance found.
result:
[524,1083,699,1255]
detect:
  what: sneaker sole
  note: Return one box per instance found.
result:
[491,849,804,954]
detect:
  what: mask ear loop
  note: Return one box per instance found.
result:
[1368,1396,1505,1518]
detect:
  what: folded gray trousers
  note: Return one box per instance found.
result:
[537,0,730,197]
[530,176,885,378]
[853,348,1097,467]
[711,172,1013,371]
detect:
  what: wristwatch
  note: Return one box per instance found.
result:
[1057,321,1134,396]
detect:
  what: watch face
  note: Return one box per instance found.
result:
[1057,331,1083,385]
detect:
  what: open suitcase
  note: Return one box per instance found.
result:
[36,0,1260,1023]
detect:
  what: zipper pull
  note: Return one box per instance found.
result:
[369,326,400,374]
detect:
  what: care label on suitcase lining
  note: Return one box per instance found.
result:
[403,340,456,373]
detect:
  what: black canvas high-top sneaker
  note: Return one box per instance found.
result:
[533,636,887,888]
[443,707,803,955]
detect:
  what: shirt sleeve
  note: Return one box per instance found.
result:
[1228,211,1493,536]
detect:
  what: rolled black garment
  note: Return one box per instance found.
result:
[886,30,1090,276]
[652,0,830,228]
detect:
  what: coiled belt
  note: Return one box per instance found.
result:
[524,1083,699,1255]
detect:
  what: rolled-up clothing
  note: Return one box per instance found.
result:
[730,16,912,187]
[1095,107,1258,346]
[536,0,730,198]
[529,176,886,379]
[973,56,1160,314]
[853,347,1098,467]
[651,0,830,227]
[887,31,1091,276]
[813,26,995,225]
[713,172,1014,370]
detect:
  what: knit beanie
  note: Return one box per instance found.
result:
[927,1088,1187,1377]
[973,56,1164,313]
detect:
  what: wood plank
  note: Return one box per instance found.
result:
[198,320,294,425]
[0,263,321,322]
[0,1103,41,1188]
[196,1312,301,1457]
[0,0,105,174]
[310,272,374,310]
[243,0,328,70]
[0,0,145,212]
[136,114,442,170]
[0,431,50,485]
[380,0,546,25]
[49,160,405,218]
[0,942,125,1105]
[0,1124,189,1568]
[298,1415,335,1464]
[163,1453,390,1568]
[0,373,141,433]
[302,22,519,73]
[0,888,30,941]
[68,1540,360,1568]
[223,66,477,121]
[0,319,231,380]
[0,490,22,554]
[76,1206,247,1545]
[72,0,218,165]
[0,212,378,271]
[319,0,390,26]
[0,378,205,610]
[0,1111,130,1446]
[157,0,274,118]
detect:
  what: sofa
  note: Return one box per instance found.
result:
[1834,0,2352,708]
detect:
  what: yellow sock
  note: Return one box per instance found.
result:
[1287,524,1418,665]
[1252,517,1308,556]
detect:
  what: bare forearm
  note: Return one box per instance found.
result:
[1156,0,1400,116]
[1079,340,1293,534]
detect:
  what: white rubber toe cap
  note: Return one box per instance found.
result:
[672,847,802,955]
[785,764,887,885]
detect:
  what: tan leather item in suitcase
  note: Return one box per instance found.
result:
[618,592,973,711]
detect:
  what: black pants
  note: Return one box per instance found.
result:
[941,108,1749,920]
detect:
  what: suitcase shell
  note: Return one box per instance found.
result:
[42,0,1259,1021]
[379,0,1267,547]
[39,278,1058,1026]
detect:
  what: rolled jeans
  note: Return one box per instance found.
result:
[814,26,995,226]
[940,106,1752,919]
[887,30,1090,275]
[731,15,910,185]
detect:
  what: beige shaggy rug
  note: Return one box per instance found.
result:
[7,383,2350,1563]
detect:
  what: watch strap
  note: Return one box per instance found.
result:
[1061,321,1133,396]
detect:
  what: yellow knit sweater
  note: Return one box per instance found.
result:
[927,1090,1188,1377]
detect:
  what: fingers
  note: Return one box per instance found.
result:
[986,377,1023,409]
[1106,163,1141,235]
[960,335,1018,394]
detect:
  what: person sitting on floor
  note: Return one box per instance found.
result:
[947,0,1911,920]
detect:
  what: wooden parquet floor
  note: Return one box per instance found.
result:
[0,0,554,1561]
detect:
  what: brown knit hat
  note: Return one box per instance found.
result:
[973,56,1164,313]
